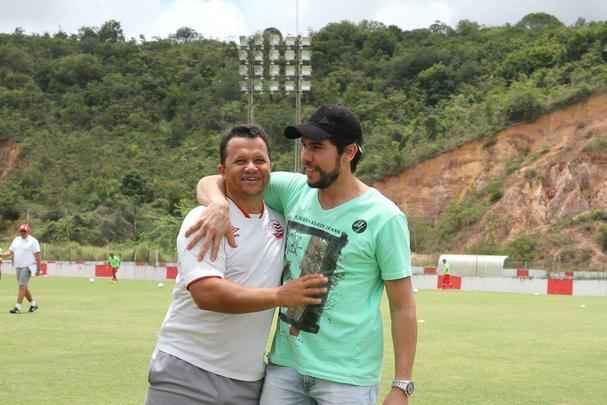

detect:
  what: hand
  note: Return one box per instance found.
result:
[383,388,409,405]
[185,202,236,261]
[276,273,328,307]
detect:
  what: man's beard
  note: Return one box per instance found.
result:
[307,163,340,189]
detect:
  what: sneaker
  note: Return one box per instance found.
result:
[9,307,21,314]
[28,305,39,313]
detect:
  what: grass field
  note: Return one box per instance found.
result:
[1,276,606,405]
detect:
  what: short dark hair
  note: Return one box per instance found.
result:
[219,125,271,164]
[331,139,363,173]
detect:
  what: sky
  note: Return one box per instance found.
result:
[1,0,607,41]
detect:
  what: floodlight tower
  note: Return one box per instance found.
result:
[238,27,312,171]
[239,34,264,123]
[285,35,312,172]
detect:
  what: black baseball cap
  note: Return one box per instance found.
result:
[284,105,363,147]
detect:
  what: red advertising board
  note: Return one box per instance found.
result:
[547,279,573,295]
[95,264,113,277]
[166,266,178,279]
[437,275,461,289]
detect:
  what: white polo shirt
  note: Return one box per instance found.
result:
[155,201,286,381]
[9,235,40,268]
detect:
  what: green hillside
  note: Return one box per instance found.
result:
[1,14,606,260]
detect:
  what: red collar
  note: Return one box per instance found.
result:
[227,197,264,219]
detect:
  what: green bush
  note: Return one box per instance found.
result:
[507,236,538,261]
[477,179,504,204]
[597,225,607,253]
[559,247,593,265]
[591,210,607,222]
[438,199,487,240]
[583,137,607,153]
[506,87,545,123]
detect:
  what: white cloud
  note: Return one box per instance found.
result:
[0,0,247,40]
[0,0,150,37]
[0,0,606,40]
[374,1,454,30]
[151,0,248,40]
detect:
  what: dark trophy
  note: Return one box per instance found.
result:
[280,221,348,334]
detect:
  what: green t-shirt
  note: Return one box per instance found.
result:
[264,172,411,385]
[108,256,121,268]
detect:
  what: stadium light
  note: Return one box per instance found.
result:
[239,26,312,171]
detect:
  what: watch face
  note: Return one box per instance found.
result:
[393,380,415,397]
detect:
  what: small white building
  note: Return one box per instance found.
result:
[437,255,509,277]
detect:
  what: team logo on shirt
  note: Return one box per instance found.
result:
[352,219,367,233]
[231,226,240,238]
[270,220,284,239]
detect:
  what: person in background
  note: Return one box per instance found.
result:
[441,258,451,289]
[4,224,41,314]
[108,253,121,283]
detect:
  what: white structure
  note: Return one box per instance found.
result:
[438,255,508,277]
[1,262,606,296]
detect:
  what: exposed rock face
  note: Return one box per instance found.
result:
[0,139,19,179]
[374,93,607,269]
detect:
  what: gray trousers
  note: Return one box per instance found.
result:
[145,351,263,405]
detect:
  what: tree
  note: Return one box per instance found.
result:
[98,20,124,42]
[173,27,199,43]
[429,20,454,36]
[456,20,481,36]
[416,62,457,105]
[516,13,563,31]
[120,172,151,239]
[78,26,98,40]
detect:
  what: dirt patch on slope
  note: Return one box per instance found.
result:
[374,93,607,269]
[0,139,19,179]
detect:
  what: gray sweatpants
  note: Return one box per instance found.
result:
[145,351,263,405]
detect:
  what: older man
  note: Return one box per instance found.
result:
[145,125,326,405]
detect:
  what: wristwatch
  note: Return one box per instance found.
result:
[392,379,415,397]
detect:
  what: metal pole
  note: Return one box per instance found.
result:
[247,42,254,124]
[294,36,302,172]
[293,0,302,173]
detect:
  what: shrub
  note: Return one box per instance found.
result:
[559,247,593,265]
[597,225,607,253]
[591,210,607,222]
[506,88,544,123]
[477,179,504,203]
[524,169,537,180]
[505,158,523,175]
[489,190,503,203]
[438,199,487,239]
[507,236,538,261]
[583,137,607,153]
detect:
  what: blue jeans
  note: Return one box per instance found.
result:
[260,364,377,405]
